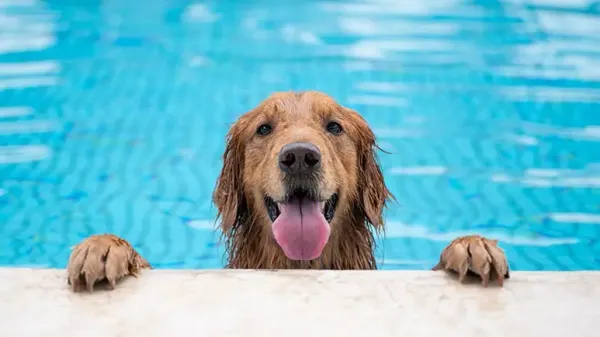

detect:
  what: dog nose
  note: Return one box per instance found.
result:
[279,142,321,174]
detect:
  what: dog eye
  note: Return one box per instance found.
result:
[326,122,343,135]
[256,124,273,136]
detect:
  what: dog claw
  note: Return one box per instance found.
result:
[433,235,509,287]
[66,234,151,292]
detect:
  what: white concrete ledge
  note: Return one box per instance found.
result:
[1,268,599,337]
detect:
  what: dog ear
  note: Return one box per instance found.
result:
[213,117,249,232]
[346,108,392,228]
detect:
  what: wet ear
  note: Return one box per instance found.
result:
[346,108,392,228]
[213,119,248,232]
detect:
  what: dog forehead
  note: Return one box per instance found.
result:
[264,92,337,121]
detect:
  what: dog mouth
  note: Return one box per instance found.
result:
[265,189,338,261]
[265,190,339,223]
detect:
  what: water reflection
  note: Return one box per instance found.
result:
[0,145,51,164]
[0,106,33,118]
[0,0,59,170]
[0,0,56,54]
[492,165,600,188]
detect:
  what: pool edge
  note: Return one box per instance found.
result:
[1,268,599,336]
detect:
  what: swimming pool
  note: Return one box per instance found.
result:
[1,0,599,271]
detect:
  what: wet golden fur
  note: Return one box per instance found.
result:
[213,91,392,269]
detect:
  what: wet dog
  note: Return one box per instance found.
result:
[67,91,509,292]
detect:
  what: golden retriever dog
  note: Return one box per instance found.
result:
[66,91,509,292]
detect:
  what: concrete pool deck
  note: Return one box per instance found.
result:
[1,268,599,337]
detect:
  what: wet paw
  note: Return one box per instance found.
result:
[67,234,150,292]
[432,235,509,287]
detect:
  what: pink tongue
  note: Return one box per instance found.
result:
[272,198,331,261]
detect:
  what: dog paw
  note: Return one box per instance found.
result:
[432,235,509,287]
[67,234,150,292]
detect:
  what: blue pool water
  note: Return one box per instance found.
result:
[1,0,599,271]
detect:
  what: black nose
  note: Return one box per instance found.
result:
[278,142,321,174]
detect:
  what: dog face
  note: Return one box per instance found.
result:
[214,91,390,261]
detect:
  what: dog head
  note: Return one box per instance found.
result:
[213,91,390,261]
